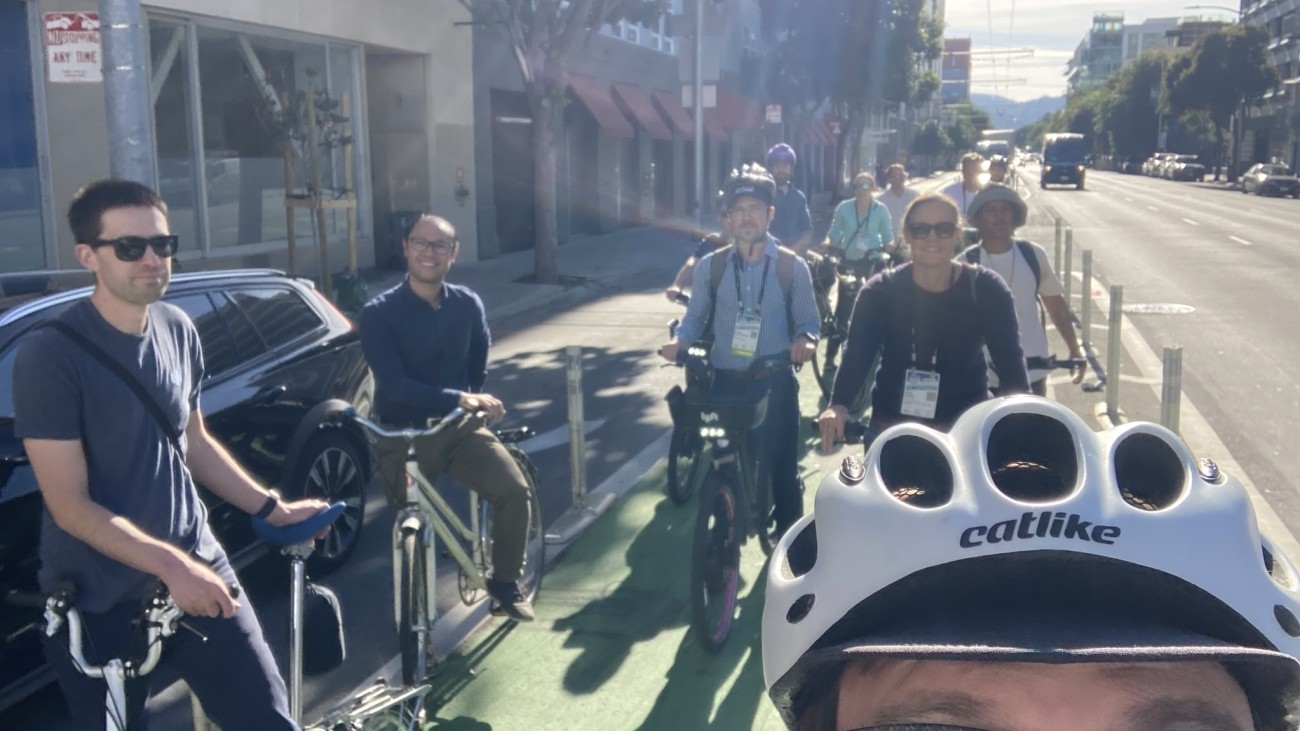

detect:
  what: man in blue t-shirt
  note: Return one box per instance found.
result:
[360,213,535,622]
[14,179,328,730]
[766,143,813,255]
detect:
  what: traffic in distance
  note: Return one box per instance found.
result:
[3,1,1300,730]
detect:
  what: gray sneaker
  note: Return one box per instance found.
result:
[486,579,535,622]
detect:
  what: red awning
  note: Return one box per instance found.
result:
[611,83,671,140]
[652,89,695,140]
[715,89,763,130]
[568,74,635,139]
[811,118,833,146]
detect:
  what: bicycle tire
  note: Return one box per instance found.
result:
[398,530,429,687]
[690,473,742,653]
[666,425,704,505]
[501,445,546,603]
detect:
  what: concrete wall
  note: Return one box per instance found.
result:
[33,0,475,272]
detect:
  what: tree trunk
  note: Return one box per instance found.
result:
[530,89,560,284]
[1213,125,1225,182]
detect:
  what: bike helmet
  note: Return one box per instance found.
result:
[719,164,777,211]
[767,142,797,168]
[764,396,1300,729]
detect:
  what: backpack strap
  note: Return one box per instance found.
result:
[36,320,184,455]
[703,245,734,342]
[1014,240,1042,291]
[961,244,981,265]
[705,243,800,342]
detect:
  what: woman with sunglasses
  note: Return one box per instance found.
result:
[816,192,1029,449]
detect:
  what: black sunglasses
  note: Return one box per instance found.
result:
[91,235,179,262]
[906,221,958,239]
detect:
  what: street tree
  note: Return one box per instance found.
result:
[456,0,663,284]
[1163,24,1275,180]
[761,0,841,187]
[1097,51,1167,163]
[910,119,951,171]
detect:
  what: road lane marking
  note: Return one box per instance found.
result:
[1230,235,1253,246]
[1125,197,1134,203]
[1182,218,1199,226]
[1147,205,1159,211]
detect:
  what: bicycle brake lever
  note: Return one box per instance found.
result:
[178,619,209,643]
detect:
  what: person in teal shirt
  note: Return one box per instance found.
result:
[818,172,895,371]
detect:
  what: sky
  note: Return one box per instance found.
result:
[943,0,1241,102]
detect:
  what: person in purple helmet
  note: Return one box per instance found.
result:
[767,143,813,256]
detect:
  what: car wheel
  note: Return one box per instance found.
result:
[351,372,375,419]
[291,430,368,575]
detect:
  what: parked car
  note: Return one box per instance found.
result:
[1241,163,1300,198]
[0,269,374,711]
[1166,155,1206,182]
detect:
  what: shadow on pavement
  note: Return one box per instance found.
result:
[423,621,519,711]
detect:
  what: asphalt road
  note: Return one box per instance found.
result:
[1021,164,1300,531]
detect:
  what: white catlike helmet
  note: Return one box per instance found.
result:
[763,396,1300,729]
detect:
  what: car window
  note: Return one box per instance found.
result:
[212,291,268,362]
[167,293,241,379]
[228,287,324,349]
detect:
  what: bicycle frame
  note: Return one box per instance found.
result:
[702,433,768,542]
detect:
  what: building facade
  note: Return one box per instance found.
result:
[1066,13,1125,94]
[1244,0,1300,168]
[3,0,480,279]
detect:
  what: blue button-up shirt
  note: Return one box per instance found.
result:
[674,236,821,370]
[770,184,812,247]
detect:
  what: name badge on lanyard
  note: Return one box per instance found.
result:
[729,254,770,360]
[900,368,940,419]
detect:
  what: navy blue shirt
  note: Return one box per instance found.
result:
[360,280,489,426]
[770,184,812,247]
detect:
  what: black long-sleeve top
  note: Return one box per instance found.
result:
[360,279,489,426]
[830,263,1029,428]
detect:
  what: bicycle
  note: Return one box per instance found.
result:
[347,407,545,691]
[664,291,710,505]
[4,583,189,731]
[673,347,791,653]
[807,249,892,413]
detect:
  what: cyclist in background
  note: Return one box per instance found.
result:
[962,184,1085,395]
[660,165,820,537]
[767,143,813,255]
[817,171,895,372]
[666,194,731,303]
[360,213,534,622]
[767,398,1300,731]
[877,163,919,244]
[940,152,986,221]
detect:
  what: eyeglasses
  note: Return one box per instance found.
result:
[90,235,179,262]
[408,237,457,255]
[906,221,958,239]
[856,183,874,191]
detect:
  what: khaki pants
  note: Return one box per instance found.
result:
[377,414,532,582]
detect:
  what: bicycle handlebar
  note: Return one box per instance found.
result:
[345,406,467,441]
[809,418,871,445]
[1026,355,1087,370]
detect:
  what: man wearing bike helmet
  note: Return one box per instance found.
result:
[963,184,1084,395]
[659,164,820,536]
[767,398,1300,731]
[767,143,814,255]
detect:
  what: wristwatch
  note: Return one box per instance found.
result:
[255,490,281,519]
[800,332,819,344]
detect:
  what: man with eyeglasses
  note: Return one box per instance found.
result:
[359,213,535,622]
[659,165,821,538]
[13,178,327,729]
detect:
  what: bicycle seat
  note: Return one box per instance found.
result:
[252,502,347,546]
[496,426,532,444]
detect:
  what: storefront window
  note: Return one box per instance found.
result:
[0,3,45,272]
[150,20,200,257]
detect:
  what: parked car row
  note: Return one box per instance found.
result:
[1239,163,1300,198]
[0,269,376,712]
[1139,153,1207,181]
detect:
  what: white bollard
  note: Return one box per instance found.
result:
[545,346,617,545]
[1105,285,1123,420]
[1081,250,1093,351]
[1161,346,1183,433]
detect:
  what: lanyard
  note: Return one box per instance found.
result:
[910,267,960,370]
[732,250,771,317]
[852,203,875,245]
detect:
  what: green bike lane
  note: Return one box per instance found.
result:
[422,368,846,731]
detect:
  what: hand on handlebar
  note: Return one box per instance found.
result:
[660,341,682,364]
[790,337,816,365]
[1069,351,1086,384]
[460,392,506,421]
[817,405,851,454]
[159,554,240,619]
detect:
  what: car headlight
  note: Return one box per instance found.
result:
[1044,165,1053,172]
[1077,165,1085,172]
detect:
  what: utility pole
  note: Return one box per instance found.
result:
[100,0,157,186]
[693,0,705,226]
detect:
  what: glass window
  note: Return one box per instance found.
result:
[167,293,241,378]
[150,20,201,255]
[212,291,268,362]
[0,2,45,272]
[228,287,323,348]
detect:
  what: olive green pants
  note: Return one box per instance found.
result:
[376,414,532,582]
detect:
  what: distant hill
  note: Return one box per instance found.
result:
[970,94,1065,132]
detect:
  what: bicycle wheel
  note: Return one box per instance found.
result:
[398,531,429,686]
[690,473,742,653]
[666,425,704,505]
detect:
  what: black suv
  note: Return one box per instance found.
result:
[0,269,374,711]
